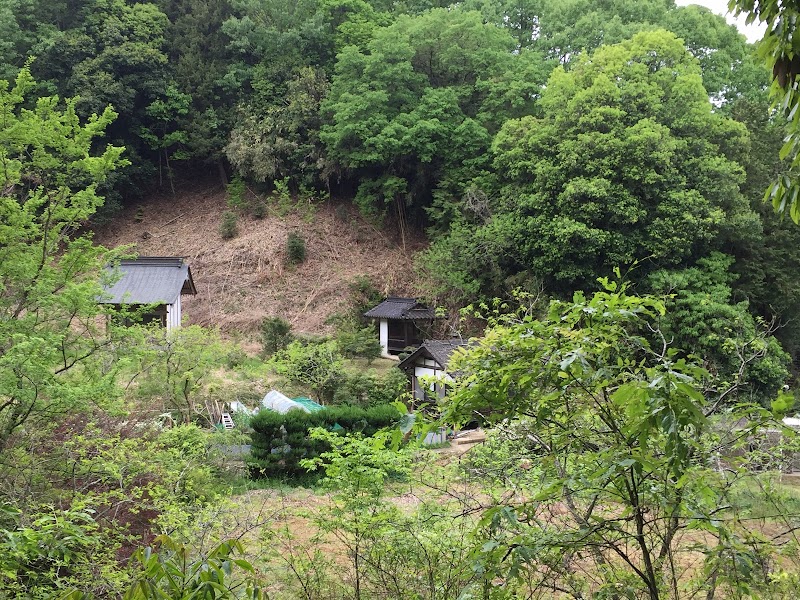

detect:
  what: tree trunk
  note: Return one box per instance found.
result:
[165,150,176,197]
[217,159,228,187]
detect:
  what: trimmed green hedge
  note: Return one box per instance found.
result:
[248,404,401,477]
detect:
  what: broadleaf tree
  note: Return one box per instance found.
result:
[0,67,128,447]
[444,280,795,598]
[423,30,759,299]
[730,0,800,221]
[320,7,547,237]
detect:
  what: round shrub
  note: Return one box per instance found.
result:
[333,369,407,407]
[335,326,382,361]
[286,232,306,265]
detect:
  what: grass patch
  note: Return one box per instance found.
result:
[727,473,800,520]
[345,357,398,377]
[232,355,274,380]
[225,472,323,495]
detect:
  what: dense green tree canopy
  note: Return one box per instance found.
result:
[226,66,329,186]
[427,30,758,295]
[155,0,236,165]
[29,0,170,125]
[0,0,771,214]
[468,0,766,104]
[223,0,333,99]
[646,253,789,406]
[321,8,548,228]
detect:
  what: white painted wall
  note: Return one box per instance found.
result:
[379,319,389,357]
[413,366,454,383]
[166,295,182,330]
[412,365,436,401]
[412,363,454,401]
[414,366,438,382]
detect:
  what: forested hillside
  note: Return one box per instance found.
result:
[3,0,800,377]
[7,0,800,598]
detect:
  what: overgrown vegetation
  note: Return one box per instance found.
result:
[270,340,345,403]
[443,281,800,598]
[335,326,382,362]
[6,1,800,598]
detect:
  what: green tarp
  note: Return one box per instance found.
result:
[292,397,325,413]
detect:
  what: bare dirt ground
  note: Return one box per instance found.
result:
[93,178,424,336]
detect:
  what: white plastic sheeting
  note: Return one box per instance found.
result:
[261,389,310,414]
[229,401,253,415]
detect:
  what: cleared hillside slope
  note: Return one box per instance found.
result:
[94,180,422,335]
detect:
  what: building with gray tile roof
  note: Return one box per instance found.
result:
[364,297,442,357]
[100,257,196,329]
[363,297,438,320]
[397,338,472,401]
[398,339,471,373]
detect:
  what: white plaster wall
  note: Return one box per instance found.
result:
[414,366,450,401]
[167,295,182,330]
[414,365,453,383]
[379,319,389,356]
[413,366,437,401]
[414,366,438,381]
